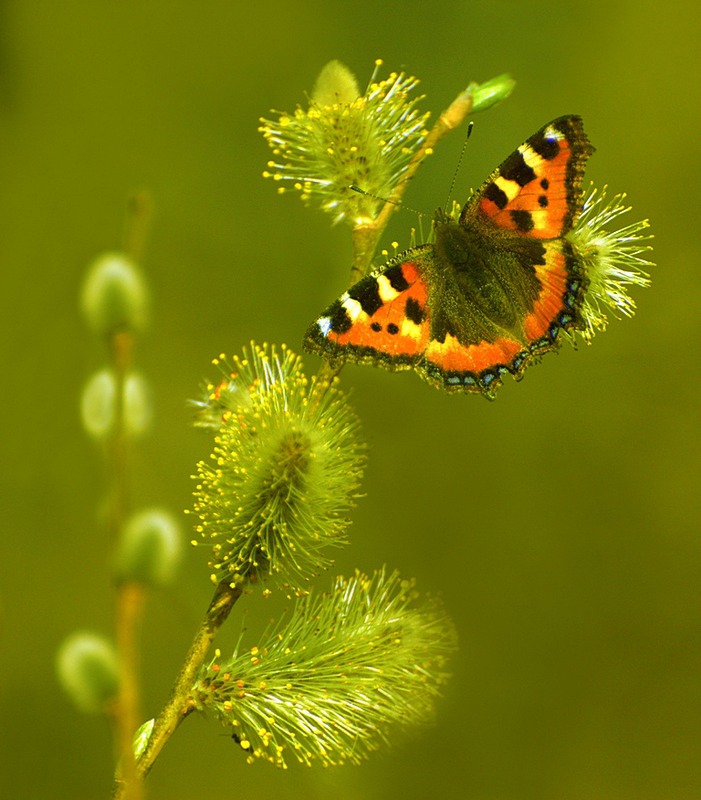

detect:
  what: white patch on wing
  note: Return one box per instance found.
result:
[519,143,545,171]
[495,175,520,200]
[341,296,364,321]
[376,274,400,303]
[544,125,564,142]
[318,317,332,336]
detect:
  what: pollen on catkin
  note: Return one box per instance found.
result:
[190,343,365,590]
[192,569,457,767]
[259,59,430,225]
[568,184,653,342]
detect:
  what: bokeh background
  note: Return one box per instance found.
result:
[2,1,699,798]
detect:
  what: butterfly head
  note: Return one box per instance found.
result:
[432,206,457,231]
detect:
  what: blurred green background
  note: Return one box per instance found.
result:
[2,1,699,798]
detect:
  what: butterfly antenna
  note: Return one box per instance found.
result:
[349,185,424,219]
[444,121,474,212]
[350,185,428,248]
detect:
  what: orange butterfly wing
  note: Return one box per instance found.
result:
[468,115,593,239]
[305,256,431,371]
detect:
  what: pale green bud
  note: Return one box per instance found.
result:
[312,60,360,106]
[115,508,182,587]
[469,73,516,113]
[81,368,153,440]
[133,719,155,759]
[81,251,148,337]
[56,632,119,713]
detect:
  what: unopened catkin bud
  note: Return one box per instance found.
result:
[81,251,148,337]
[81,368,153,440]
[115,508,182,587]
[56,632,119,713]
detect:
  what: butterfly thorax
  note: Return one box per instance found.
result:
[426,210,544,346]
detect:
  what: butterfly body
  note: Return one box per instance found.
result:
[304,116,594,398]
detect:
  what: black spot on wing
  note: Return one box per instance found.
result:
[500,150,536,187]
[530,131,560,161]
[348,278,383,316]
[405,296,426,325]
[538,195,548,208]
[387,323,399,335]
[483,182,509,210]
[384,264,411,292]
[328,302,352,334]
[510,209,535,232]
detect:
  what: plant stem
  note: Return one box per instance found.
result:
[313,87,474,399]
[109,195,152,799]
[112,581,242,797]
[107,328,141,798]
[122,191,153,265]
[113,583,145,800]
[347,87,474,286]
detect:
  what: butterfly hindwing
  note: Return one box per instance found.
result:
[522,238,584,343]
[417,238,586,397]
[466,115,594,239]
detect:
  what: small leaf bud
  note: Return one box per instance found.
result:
[312,60,360,106]
[469,73,516,113]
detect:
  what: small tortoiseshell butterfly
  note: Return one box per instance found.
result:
[304,115,594,399]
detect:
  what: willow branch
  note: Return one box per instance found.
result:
[312,87,475,400]
[112,581,242,798]
[347,88,474,286]
[110,196,152,800]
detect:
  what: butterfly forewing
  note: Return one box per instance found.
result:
[305,254,432,370]
[466,115,593,239]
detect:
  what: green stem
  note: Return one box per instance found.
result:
[313,87,474,396]
[110,195,153,799]
[107,329,141,798]
[113,583,145,800]
[111,581,242,797]
[122,191,153,265]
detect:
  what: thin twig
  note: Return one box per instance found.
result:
[122,191,154,265]
[347,88,474,286]
[314,87,475,400]
[113,583,145,800]
[111,581,242,797]
[110,196,153,800]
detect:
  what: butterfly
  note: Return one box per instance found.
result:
[303,115,594,399]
